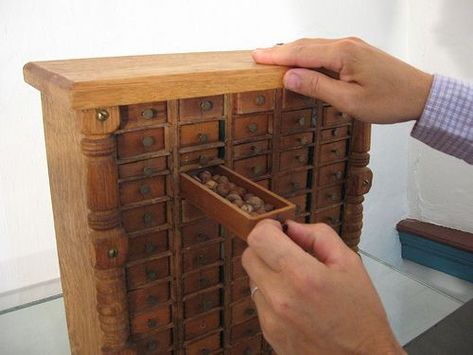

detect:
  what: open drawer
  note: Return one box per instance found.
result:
[180,165,296,240]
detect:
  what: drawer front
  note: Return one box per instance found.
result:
[126,256,170,290]
[321,125,350,142]
[183,243,221,273]
[130,304,172,336]
[287,194,308,215]
[232,257,246,280]
[179,95,224,121]
[121,102,167,129]
[233,140,269,160]
[317,162,346,187]
[231,277,250,302]
[273,170,309,195]
[282,89,316,110]
[233,114,270,141]
[231,298,257,325]
[230,318,260,344]
[313,205,342,226]
[181,199,205,223]
[183,267,222,295]
[119,175,167,205]
[184,309,222,340]
[128,281,171,314]
[118,156,167,179]
[233,90,275,114]
[281,109,313,133]
[182,219,220,248]
[319,140,348,164]
[128,230,169,262]
[185,331,221,355]
[180,148,221,167]
[322,106,351,127]
[231,335,262,355]
[316,185,344,208]
[134,328,173,353]
[233,155,269,179]
[279,148,310,170]
[117,127,165,159]
[122,202,167,233]
[280,132,314,150]
[184,288,222,318]
[256,178,270,189]
[180,121,220,147]
[232,237,247,257]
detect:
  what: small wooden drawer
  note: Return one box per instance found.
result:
[232,237,247,257]
[280,132,314,150]
[255,178,270,189]
[272,170,309,195]
[128,281,171,314]
[117,127,165,159]
[321,125,350,142]
[233,155,269,179]
[120,102,167,129]
[231,277,250,302]
[122,202,168,233]
[181,199,206,223]
[233,114,270,141]
[287,194,308,215]
[317,162,346,187]
[230,318,260,344]
[128,230,169,262]
[281,109,313,133]
[322,106,351,127]
[181,165,295,240]
[232,257,246,280]
[183,267,222,295]
[233,140,269,160]
[130,304,172,336]
[233,90,275,114]
[319,140,348,164]
[133,328,173,353]
[179,95,224,121]
[182,219,220,248]
[180,148,221,168]
[230,335,262,355]
[118,156,167,179]
[119,175,167,205]
[184,288,222,318]
[185,331,222,355]
[316,185,344,208]
[182,242,222,273]
[282,90,316,110]
[279,148,310,170]
[184,309,222,340]
[180,121,220,147]
[231,298,257,325]
[126,256,170,290]
[313,205,342,226]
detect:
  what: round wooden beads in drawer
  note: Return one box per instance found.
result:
[192,170,275,216]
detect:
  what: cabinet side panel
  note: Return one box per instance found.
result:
[41,94,102,355]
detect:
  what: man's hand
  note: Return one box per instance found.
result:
[242,220,405,355]
[253,37,433,124]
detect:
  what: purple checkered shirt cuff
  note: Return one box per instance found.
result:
[411,74,473,164]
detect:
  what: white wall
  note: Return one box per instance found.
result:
[407,0,473,233]
[0,0,409,309]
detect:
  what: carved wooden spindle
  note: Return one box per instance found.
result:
[342,120,373,251]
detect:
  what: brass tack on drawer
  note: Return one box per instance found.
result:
[298,137,308,145]
[147,270,158,281]
[251,166,263,176]
[143,167,155,176]
[331,128,339,136]
[199,155,209,165]
[140,185,151,195]
[199,277,209,288]
[245,307,256,316]
[250,145,262,154]
[147,295,159,306]
[143,213,154,225]
[328,193,338,201]
[296,155,306,163]
[244,347,253,355]
[147,319,158,329]
[255,95,266,106]
[198,133,209,144]
[297,117,305,126]
[145,243,156,254]
[333,171,343,179]
[141,108,157,119]
[201,348,211,355]
[247,123,258,133]
[142,136,155,147]
[202,299,213,311]
[200,100,213,111]
[95,108,109,121]
[107,248,118,258]
[146,342,157,351]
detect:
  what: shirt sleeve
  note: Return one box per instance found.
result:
[411,74,473,164]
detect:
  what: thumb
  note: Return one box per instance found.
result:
[283,68,355,110]
[285,221,352,265]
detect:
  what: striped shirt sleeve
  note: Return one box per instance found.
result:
[411,74,473,164]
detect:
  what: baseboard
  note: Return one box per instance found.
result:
[397,219,473,283]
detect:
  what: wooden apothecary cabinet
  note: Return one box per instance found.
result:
[24,51,372,355]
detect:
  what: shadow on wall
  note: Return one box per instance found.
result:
[436,0,473,78]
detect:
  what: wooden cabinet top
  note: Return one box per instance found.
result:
[23,50,288,109]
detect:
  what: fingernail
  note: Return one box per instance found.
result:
[284,72,301,90]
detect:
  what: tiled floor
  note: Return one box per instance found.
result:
[0,253,472,355]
